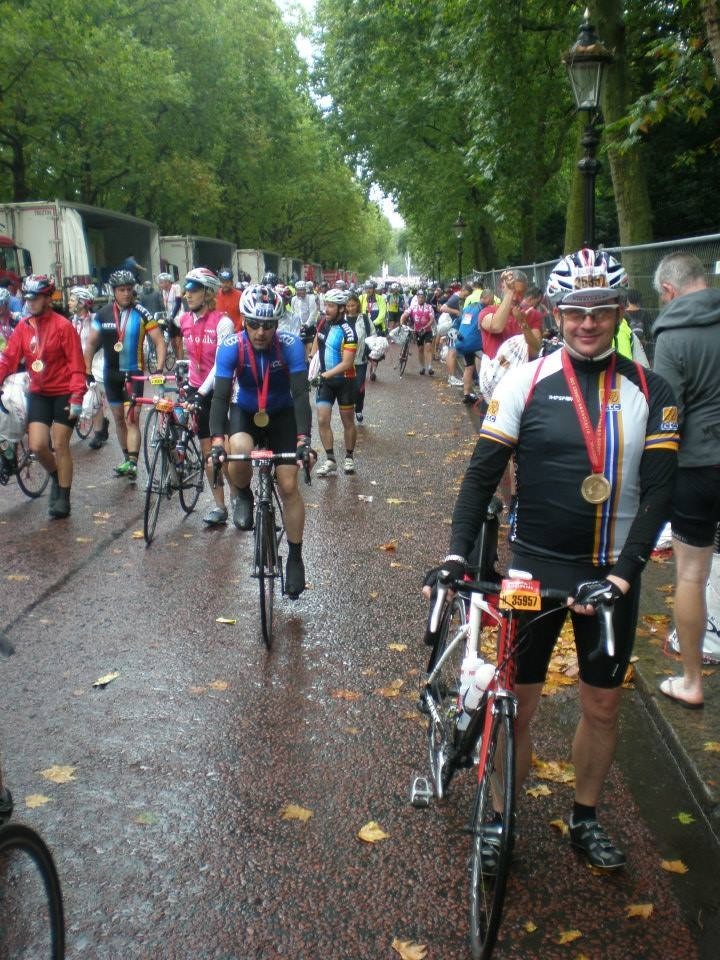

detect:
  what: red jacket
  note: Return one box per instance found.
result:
[0,310,86,403]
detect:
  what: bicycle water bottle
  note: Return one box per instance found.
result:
[462,661,495,715]
[456,654,484,731]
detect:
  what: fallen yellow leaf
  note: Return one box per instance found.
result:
[556,929,582,945]
[280,804,313,822]
[131,530,144,539]
[215,617,236,625]
[704,741,720,753]
[208,680,229,691]
[523,920,538,933]
[388,643,408,652]
[526,784,552,799]
[391,938,427,960]
[549,818,569,837]
[345,726,360,735]
[675,812,695,825]
[6,574,29,581]
[377,686,401,698]
[92,671,120,689]
[626,903,653,919]
[379,540,398,552]
[75,536,92,543]
[389,561,412,569]
[532,758,575,784]
[25,794,51,809]
[358,821,389,843]
[332,689,362,701]
[661,859,688,874]
[93,511,111,520]
[386,498,412,505]
[188,685,206,694]
[369,591,379,599]
[40,765,76,784]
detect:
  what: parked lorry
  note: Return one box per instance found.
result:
[159,235,236,281]
[234,248,283,282]
[0,200,160,305]
[280,256,305,283]
[0,232,33,295]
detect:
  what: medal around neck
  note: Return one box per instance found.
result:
[31,359,45,373]
[581,473,611,504]
[113,341,123,352]
[254,409,270,428]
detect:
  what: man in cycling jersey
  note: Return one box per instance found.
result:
[216,269,243,332]
[313,288,358,476]
[431,284,678,870]
[158,272,184,359]
[209,284,313,598]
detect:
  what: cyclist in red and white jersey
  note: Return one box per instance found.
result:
[400,288,435,375]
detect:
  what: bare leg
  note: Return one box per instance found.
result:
[668,538,712,701]
[317,403,333,453]
[572,681,622,806]
[50,423,74,486]
[27,422,57,474]
[339,407,356,454]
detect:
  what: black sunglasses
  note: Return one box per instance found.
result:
[245,318,277,330]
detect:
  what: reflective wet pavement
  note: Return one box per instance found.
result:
[2,349,719,958]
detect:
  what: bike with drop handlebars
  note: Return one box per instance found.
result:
[411,570,616,960]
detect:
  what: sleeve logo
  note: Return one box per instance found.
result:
[661,406,679,431]
[485,398,500,422]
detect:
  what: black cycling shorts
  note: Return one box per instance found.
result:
[415,328,434,347]
[184,387,212,440]
[671,465,720,548]
[462,350,481,366]
[27,393,73,428]
[510,554,641,689]
[105,369,144,406]
[228,405,298,455]
[316,376,357,409]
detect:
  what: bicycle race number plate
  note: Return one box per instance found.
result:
[149,375,166,386]
[251,450,274,460]
[499,578,541,611]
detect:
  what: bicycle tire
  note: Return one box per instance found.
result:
[74,414,93,441]
[0,821,66,959]
[255,503,276,649]
[143,408,166,472]
[145,340,159,374]
[398,337,409,377]
[468,702,516,960]
[427,594,467,800]
[143,442,170,545]
[178,436,204,514]
[164,341,176,373]
[14,438,50,499]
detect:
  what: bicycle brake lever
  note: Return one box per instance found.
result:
[428,578,449,633]
[588,601,615,659]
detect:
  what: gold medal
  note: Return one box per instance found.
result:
[31,359,44,373]
[581,473,612,504]
[254,409,270,428]
[114,341,123,353]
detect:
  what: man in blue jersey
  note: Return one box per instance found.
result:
[313,288,358,476]
[209,284,313,598]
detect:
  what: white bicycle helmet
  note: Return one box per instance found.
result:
[184,267,221,292]
[70,286,94,306]
[240,284,283,320]
[546,248,627,301]
[324,288,348,305]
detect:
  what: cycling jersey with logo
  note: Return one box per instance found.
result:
[214,330,307,412]
[479,348,679,567]
[456,302,483,353]
[317,320,357,379]
[93,302,157,373]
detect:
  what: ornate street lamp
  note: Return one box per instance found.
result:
[453,214,466,280]
[562,8,614,247]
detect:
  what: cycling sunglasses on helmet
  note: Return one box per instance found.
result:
[184,280,206,292]
[245,318,277,330]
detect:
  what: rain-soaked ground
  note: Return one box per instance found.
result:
[2,347,719,959]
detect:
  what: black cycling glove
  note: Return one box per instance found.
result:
[423,558,467,590]
[573,579,623,607]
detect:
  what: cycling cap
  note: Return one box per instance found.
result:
[240,284,283,320]
[546,248,627,300]
[109,269,136,288]
[218,269,233,281]
[22,274,56,298]
[324,288,348,305]
[184,267,221,292]
[261,271,278,288]
[70,286,94,306]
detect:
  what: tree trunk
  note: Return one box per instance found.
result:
[702,1,720,80]
[564,118,586,252]
[596,0,653,245]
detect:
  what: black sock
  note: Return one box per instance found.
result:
[492,811,503,825]
[346,449,354,457]
[128,452,138,465]
[122,448,129,459]
[288,541,302,560]
[572,802,596,824]
[324,449,336,461]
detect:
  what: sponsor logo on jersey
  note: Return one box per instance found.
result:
[548,394,573,402]
[661,406,679,431]
[485,398,500,422]
[607,388,621,412]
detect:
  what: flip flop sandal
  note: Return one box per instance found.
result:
[659,676,704,710]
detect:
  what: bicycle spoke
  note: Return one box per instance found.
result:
[178,436,204,514]
[143,443,169,544]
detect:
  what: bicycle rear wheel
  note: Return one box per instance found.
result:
[143,443,170,545]
[398,338,409,377]
[15,438,49,498]
[468,701,516,960]
[74,413,93,441]
[427,594,467,800]
[254,503,276,649]
[178,436,204,514]
[0,822,65,959]
[142,408,160,472]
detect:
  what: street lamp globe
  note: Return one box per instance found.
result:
[562,9,614,111]
[453,214,466,240]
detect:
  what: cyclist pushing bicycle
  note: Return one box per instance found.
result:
[425,279,679,872]
[209,284,315,598]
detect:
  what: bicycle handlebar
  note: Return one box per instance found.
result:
[211,450,312,486]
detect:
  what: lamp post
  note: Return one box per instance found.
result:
[453,214,466,281]
[562,9,613,247]
[434,249,441,286]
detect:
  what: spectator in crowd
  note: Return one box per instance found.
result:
[139,280,165,315]
[653,252,720,708]
[216,269,243,331]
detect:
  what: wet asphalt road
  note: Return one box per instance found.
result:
[2,349,720,959]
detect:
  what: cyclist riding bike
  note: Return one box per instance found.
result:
[0,275,85,519]
[208,284,313,598]
[178,268,235,526]
[427,282,679,871]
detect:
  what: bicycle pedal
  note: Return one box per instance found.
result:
[410,776,433,808]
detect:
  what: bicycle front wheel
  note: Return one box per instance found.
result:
[15,438,50,498]
[398,338,409,377]
[143,442,170,545]
[142,408,161,472]
[427,593,467,800]
[254,504,276,649]
[0,822,65,959]
[178,436,204,514]
[468,701,516,960]
[74,413,93,441]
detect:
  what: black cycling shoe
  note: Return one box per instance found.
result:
[285,555,306,599]
[569,818,626,870]
[0,787,14,824]
[232,489,254,531]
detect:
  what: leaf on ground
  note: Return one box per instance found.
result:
[93,511,112,520]
[75,536,92,543]
[377,679,404,698]
[526,784,552,799]
[332,689,362,701]
[390,561,411,569]
[131,530,144,539]
[657,583,675,594]
[391,938,427,960]
[661,859,688,874]
[369,591,379,599]
[405,431,416,437]
[134,812,158,825]
[357,494,374,502]
[626,903,653,919]
[386,498,412,505]
[675,812,695,825]
[358,821,389,843]
[40,765,76,784]
[25,794,51,809]
[388,643,407,652]
[556,929,582,945]
[549,819,569,837]
[215,617,236,625]
[704,741,720,752]
[188,685,207,694]
[345,726,360,735]
[92,671,120,689]
[208,680,229,691]
[280,803,313,822]
[523,920,538,933]
[6,574,29,581]
[379,540,398,551]
[532,758,575,784]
